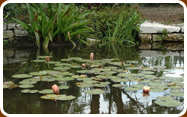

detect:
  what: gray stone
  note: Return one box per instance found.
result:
[139,34,152,42]
[3,30,14,38]
[181,26,184,33]
[3,23,7,30]
[16,24,25,30]
[14,30,28,36]
[140,21,181,33]
[7,23,17,30]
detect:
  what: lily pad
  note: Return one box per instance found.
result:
[41,94,76,101]
[111,78,128,83]
[157,96,174,101]
[12,74,32,79]
[150,88,165,92]
[39,89,54,94]
[117,73,134,77]
[94,83,108,87]
[32,59,46,62]
[53,67,70,71]
[126,61,139,64]
[70,65,81,69]
[77,83,94,88]
[154,66,166,70]
[59,86,69,89]
[48,61,61,64]
[19,80,37,85]
[84,89,105,95]
[41,77,56,82]
[21,89,39,93]
[29,71,47,76]
[55,95,76,101]
[169,92,184,97]
[55,63,71,67]
[38,56,52,59]
[61,59,71,62]
[155,100,183,107]
[56,77,74,81]
[125,67,140,70]
[19,84,34,88]
[3,85,9,89]
[141,71,155,75]
[144,75,157,79]
[113,84,127,88]
[125,87,140,91]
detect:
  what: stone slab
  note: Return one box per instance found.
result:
[140,21,181,33]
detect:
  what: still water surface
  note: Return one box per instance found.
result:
[3,46,184,114]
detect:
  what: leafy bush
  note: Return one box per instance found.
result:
[87,4,144,46]
[13,3,93,49]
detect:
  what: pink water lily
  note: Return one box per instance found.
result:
[52,84,60,94]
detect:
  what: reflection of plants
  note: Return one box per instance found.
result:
[13,3,93,49]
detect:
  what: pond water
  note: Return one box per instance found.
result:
[3,45,184,114]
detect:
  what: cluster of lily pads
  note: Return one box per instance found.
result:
[4,56,184,107]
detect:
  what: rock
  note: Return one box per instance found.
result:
[14,30,28,36]
[3,23,7,30]
[3,30,14,38]
[139,34,152,42]
[140,21,181,33]
[165,34,184,42]
[181,26,184,33]
[152,34,163,42]
[16,24,25,30]
[7,23,17,30]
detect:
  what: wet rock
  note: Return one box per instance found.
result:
[3,30,14,38]
[139,34,152,42]
[140,21,181,33]
[14,30,28,36]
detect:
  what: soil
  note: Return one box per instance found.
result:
[138,5,184,24]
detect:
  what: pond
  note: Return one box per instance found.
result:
[3,45,184,114]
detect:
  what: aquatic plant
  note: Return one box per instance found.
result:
[52,84,60,94]
[13,3,93,49]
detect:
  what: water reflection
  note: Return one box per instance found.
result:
[3,45,184,114]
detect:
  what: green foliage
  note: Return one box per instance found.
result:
[87,4,143,45]
[13,3,93,49]
[156,29,169,41]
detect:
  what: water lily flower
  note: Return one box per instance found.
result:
[82,63,87,68]
[45,56,50,63]
[143,86,150,93]
[90,53,94,60]
[52,84,59,94]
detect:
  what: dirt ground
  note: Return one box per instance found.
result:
[138,5,184,24]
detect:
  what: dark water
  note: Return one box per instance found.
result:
[3,45,184,114]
